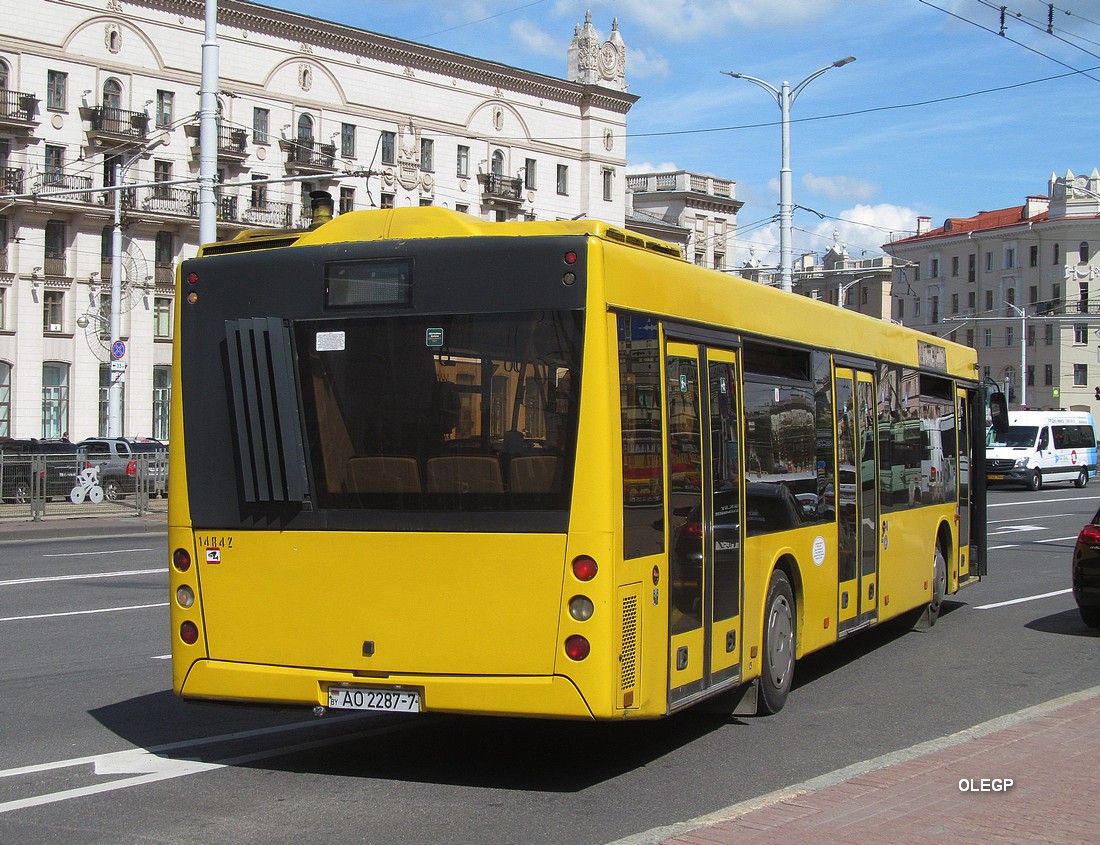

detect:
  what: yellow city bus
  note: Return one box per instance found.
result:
[169,198,991,720]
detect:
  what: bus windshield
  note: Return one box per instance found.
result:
[294,309,582,512]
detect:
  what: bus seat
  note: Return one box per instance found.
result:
[346,456,422,493]
[509,455,559,493]
[426,455,503,493]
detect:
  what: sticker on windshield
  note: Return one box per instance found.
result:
[316,331,345,352]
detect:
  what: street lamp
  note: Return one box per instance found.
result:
[723,56,856,293]
[837,274,873,310]
[107,135,166,437]
[1005,301,1027,407]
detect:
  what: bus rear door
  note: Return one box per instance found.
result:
[665,342,744,710]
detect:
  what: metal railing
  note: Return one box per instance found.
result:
[0,89,37,122]
[88,106,150,138]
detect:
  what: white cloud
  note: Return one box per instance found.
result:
[609,0,851,41]
[627,45,670,80]
[809,203,919,257]
[802,173,879,203]
[510,19,561,58]
[626,161,681,174]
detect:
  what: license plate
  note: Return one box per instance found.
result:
[327,686,420,712]
[989,474,1004,480]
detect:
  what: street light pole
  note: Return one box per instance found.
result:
[1005,301,1027,407]
[723,57,855,293]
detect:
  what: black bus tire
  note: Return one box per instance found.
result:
[758,570,796,715]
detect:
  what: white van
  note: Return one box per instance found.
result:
[986,410,1097,491]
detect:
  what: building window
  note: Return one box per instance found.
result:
[42,362,69,439]
[1045,364,1053,386]
[253,107,270,144]
[380,192,394,209]
[46,70,67,111]
[951,293,959,314]
[557,164,569,195]
[983,328,992,348]
[339,186,354,214]
[1079,282,1089,313]
[155,230,173,267]
[457,145,470,178]
[1004,245,1016,269]
[155,90,174,129]
[102,78,122,111]
[250,175,268,209]
[1075,323,1089,344]
[154,296,172,338]
[296,114,314,148]
[341,123,356,158]
[965,329,974,348]
[985,252,993,272]
[1026,365,1034,387]
[968,253,976,283]
[1054,243,1061,264]
[968,291,975,311]
[1074,363,1088,386]
[420,138,434,172]
[602,168,614,202]
[1005,327,1013,347]
[1081,242,1091,263]
[0,361,9,437]
[1027,325,1035,347]
[153,366,171,440]
[153,159,172,198]
[930,257,939,278]
[1045,324,1054,346]
[985,290,993,312]
[897,299,905,320]
[381,131,395,165]
[951,256,959,277]
[44,219,66,276]
[931,295,940,323]
[44,144,64,185]
[456,203,469,214]
[1029,245,1039,267]
[524,158,537,190]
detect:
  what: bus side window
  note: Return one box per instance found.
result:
[1038,427,1049,450]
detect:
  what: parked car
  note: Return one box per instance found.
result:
[1072,509,1100,630]
[0,438,81,503]
[76,437,168,500]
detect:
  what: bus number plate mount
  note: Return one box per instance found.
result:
[327,686,421,713]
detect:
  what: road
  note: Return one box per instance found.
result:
[1,488,1098,845]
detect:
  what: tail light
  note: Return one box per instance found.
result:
[1077,524,1100,547]
[127,459,137,476]
[564,635,590,661]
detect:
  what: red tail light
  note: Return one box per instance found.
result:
[179,621,199,645]
[127,459,137,476]
[1078,524,1100,547]
[571,556,598,581]
[564,635,590,661]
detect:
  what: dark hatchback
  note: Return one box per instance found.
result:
[0,438,82,503]
[1072,509,1100,629]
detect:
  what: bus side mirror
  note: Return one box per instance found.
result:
[989,392,1009,440]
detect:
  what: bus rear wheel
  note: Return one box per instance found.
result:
[1075,469,1089,489]
[758,570,796,715]
[927,546,947,626]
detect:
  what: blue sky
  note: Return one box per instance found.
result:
[256,0,1100,268]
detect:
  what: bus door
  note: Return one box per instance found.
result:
[956,386,976,583]
[665,342,743,709]
[835,367,879,635]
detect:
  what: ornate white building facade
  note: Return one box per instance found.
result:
[0,0,635,441]
[884,170,1100,412]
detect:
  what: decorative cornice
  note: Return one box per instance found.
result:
[136,0,638,113]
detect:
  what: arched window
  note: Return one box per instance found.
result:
[102,78,122,111]
[491,150,505,177]
[0,60,9,91]
[1080,242,1090,263]
[297,114,314,146]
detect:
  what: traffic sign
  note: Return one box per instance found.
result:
[111,340,126,359]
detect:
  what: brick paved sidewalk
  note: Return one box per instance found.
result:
[647,686,1100,845]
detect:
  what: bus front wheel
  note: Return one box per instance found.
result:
[927,546,947,627]
[758,570,796,715]
[1027,470,1042,492]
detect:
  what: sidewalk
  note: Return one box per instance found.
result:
[0,511,166,543]
[633,685,1100,845]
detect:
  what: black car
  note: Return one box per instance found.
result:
[1072,509,1100,629]
[0,438,81,503]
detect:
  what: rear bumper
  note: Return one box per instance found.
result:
[177,658,599,720]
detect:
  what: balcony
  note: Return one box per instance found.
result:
[0,90,38,132]
[281,139,337,175]
[39,170,94,204]
[82,105,150,147]
[2,167,25,195]
[477,173,523,205]
[242,200,293,228]
[185,124,249,164]
[143,186,198,217]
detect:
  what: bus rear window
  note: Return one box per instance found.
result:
[295,310,583,512]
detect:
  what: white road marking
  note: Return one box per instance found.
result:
[0,602,168,622]
[0,568,164,587]
[975,588,1072,610]
[43,548,156,558]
